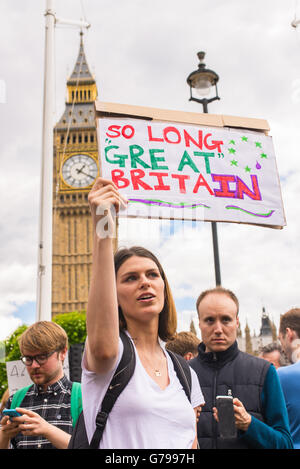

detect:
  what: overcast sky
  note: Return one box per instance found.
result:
[0,0,300,342]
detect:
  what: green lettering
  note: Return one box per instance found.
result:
[177,150,199,173]
[193,152,215,174]
[129,145,151,169]
[149,148,168,170]
[105,145,128,168]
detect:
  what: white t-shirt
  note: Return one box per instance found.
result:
[82,334,204,449]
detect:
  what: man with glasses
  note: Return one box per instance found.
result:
[0,321,82,449]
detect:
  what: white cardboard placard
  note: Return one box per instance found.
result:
[97,117,286,229]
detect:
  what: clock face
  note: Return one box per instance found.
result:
[62,154,98,188]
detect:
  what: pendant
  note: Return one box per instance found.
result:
[154,370,161,377]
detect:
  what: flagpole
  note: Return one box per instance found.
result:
[36,1,90,321]
[36,0,55,321]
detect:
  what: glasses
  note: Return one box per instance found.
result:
[20,351,57,366]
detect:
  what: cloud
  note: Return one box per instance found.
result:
[1,0,300,344]
[0,314,22,342]
[176,309,201,338]
[0,262,37,340]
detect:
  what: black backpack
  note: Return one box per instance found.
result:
[68,331,192,449]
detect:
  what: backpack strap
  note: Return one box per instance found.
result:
[89,330,136,449]
[11,383,82,427]
[71,382,82,427]
[166,350,192,402]
[11,385,32,409]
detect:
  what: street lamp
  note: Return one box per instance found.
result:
[187,51,220,111]
[187,51,221,286]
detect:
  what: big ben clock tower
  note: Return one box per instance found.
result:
[51,33,108,316]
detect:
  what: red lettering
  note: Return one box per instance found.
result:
[171,174,190,193]
[111,169,130,189]
[130,169,153,190]
[147,126,164,142]
[211,139,223,153]
[163,126,181,144]
[106,125,121,138]
[149,172,170,191]
[193,174,214,195]
[204,133,223,153]
[122,125,135,139]
[235,175,261,200]
[211,174,236,198]
[183,129,203,150]
[106,125,135,139]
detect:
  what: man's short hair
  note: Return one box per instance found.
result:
[196,286,239,316]
[166,331,200,357]
[18,321,68,355]
[279,308,300,338]
[259,341,289,367]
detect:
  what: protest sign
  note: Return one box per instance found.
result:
[96,102,286,229]
[6,361,32,395]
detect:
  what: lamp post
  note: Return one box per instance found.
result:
[187,51,221,286]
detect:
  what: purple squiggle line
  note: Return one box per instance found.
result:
[128,198,210,209]
[225,205,274,218]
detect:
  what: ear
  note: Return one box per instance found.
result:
[286,327,296,342]
[59,347,68,363]
[184,352,194,361]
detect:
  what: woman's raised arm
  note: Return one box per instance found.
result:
[85,177,127,374]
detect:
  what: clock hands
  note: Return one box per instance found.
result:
[76,164,86,174]
[75,165,94,179]
[63,155,97,188]
[77,169,94,179]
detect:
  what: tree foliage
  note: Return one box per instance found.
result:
[53,311,86,345]
[0,325,28,397]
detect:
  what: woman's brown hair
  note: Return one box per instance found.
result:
[114,246,177,342]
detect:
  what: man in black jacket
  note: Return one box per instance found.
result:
[189,286,293,449]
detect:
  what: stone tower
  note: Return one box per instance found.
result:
[51,33,102,316]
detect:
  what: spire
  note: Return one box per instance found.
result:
[56,31,98,128]
[67,31,95,85]
[244,321,253,354]
[259,306,272,337]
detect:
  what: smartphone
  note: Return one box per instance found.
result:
[2,409,22,419]
[216,395,237,438]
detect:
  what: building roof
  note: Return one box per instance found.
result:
[259,307,273,337]
[55,32,97,131]
[67,31,95,85]
[55,102,96,131]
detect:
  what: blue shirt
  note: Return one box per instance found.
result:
[241,364,293,449]
[277,361,300,449]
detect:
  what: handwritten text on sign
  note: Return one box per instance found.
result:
[97,118,286,227]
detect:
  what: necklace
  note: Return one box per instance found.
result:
[134,341,165,378]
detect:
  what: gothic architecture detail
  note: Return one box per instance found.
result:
[237,307,277,354]
[51,33,102,316]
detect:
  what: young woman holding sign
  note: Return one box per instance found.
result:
[80,177,204,449]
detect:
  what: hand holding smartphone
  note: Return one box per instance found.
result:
[216,393,237,439]
[2,409,22,420]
